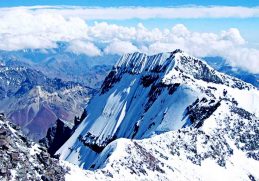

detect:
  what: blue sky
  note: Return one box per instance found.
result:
[0,0,259,7]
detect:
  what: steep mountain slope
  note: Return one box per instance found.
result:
[57,50,259,171]
[0,65,94,140]
[0,113,67,180]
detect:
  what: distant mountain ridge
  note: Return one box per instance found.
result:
[1,47,258,89]
[0,43,118,88]
[0,63,94,140]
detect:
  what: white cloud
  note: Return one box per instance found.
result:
[221,28,245,45]
[88,22,136,42]
[0,34,56,51]
[104,41,139,55]
[0,8,88,51]
[67,40,101,56]
[223,48,259,74]
[0,6,258,73]
[4,6,259,20]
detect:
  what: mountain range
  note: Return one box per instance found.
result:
[0,48,258,180]
[0,63,94,140]
[204,56,259,88]
[0,43,118,88]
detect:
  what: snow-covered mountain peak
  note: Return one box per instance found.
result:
[164,51,254,90]
[115,52,171,74]
[114,49,185,74]
[102,49,253,95]
[57,50,259,171]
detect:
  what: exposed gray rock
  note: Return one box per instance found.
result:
[0,114,68,180]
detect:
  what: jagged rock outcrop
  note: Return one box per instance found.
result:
[39,111,86,156]
[0,113,68,180]
[39,119,73,157]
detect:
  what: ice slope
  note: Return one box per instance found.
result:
[57,49,258,170]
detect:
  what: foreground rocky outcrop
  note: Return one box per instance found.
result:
[39,119,73,157]
[0,113,67,180]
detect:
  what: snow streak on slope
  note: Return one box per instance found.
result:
[57,49,258,171]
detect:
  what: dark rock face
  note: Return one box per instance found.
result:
[0,114,67,180]
[100,69,122,94]
[144,82,180,112]
[141,75,159,87]
[78,133,117,154]
[39,119,73,156]
[40,110,86,156]
[184,98,221,128]
[75,109,87,129]
[177,56,221,85]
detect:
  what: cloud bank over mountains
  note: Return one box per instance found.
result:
[2,6,259,20]
[0,6,258,73]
